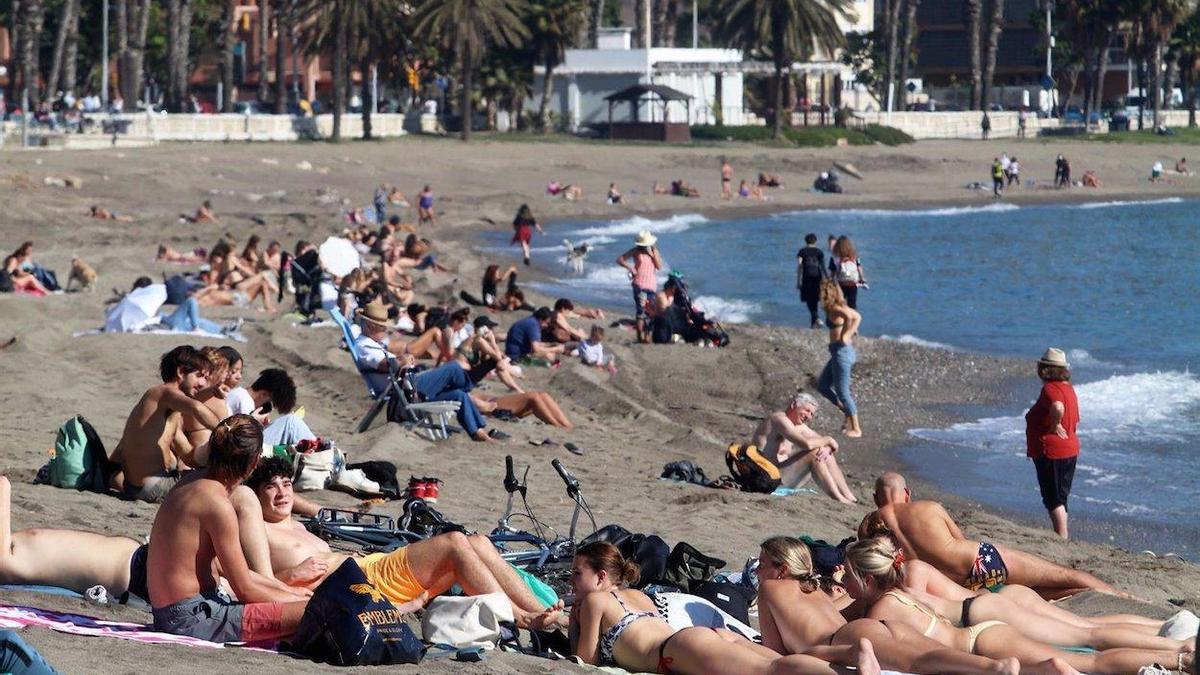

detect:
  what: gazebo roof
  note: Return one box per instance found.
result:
[604,83,693,103]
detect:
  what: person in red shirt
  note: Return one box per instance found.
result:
[1024,348,1080,540]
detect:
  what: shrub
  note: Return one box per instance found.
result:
[863,124,914,146]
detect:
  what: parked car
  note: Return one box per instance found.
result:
[1063,106,1100,124]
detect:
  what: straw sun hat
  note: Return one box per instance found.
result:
[634,231,657,247]
[356,299,391,328]
[1037,347,1069,368]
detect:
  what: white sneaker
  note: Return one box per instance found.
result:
[332,468,380,495]
[1160,609,1200,640]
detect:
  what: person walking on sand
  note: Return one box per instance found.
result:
[1008,157,1021,187]
[721,159,734,200]
[991,158,1005,197]
[796,233,826,328]
[981,113,991,140]
[417,185,436,226]
[511,203,544,267]
[616,231,663,344]
[817,279,862,437]
[1025,348,1079,540]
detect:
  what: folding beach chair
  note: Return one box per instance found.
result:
[328,307,460,438]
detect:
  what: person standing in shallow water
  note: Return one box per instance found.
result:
[1024,348,1079,540]
[796,233,826,328]
[818,278,862,437]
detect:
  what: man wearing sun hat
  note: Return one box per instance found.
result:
[1024,347,1080,540]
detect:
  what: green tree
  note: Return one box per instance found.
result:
[713,0,854,138]
[410,0,531,141]
[529,0,586,133]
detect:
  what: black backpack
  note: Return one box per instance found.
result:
[693,580,756,625]
[799,248,824,281]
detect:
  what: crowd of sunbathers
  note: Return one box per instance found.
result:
[6,413,1194,675]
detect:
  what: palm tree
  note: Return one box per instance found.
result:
[530,0,587,133]
[1146,0,1192,127]
[219,0,238,111]
[979,0,1005,110]
[966,0,982,109]
[882,0,901,112]
[898,0,921,105]
[257,0,270,102]
[713,0,854,139]
[17,0,45,106]
[46,0,81,99]
[274,0,291,114]
[587,0,605,46]
[410,0,531,141]
[165,0,196,112]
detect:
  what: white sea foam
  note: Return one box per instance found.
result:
[1074,197,1183,210]
[879,334,958,351]
[692,295,761,323]
[1065,349,1121,370]
[570,213,709,238]
[775,203,1020,220]
[910,370,1200,451]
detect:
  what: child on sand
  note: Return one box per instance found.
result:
[578,325,617,374]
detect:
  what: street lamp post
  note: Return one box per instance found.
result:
[102,0,109,108]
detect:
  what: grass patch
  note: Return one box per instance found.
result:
[1074,126,1200,144]
[690,124,913,147]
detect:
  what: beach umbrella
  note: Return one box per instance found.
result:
[318,237,361,277]
[104,284,168,332]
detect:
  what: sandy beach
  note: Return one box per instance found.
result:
[1,135,1198,673]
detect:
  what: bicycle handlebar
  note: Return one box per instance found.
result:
[503,455,524,496]
[551,458,580,496]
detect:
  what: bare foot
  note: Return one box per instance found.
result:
[1046,657,1082,675]
[472,430,494,443]
[856,638,881,675]
[844,429,862,438]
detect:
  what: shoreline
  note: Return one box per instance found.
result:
[0,138,1197,673]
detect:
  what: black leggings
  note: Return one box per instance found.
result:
[841,284,859,310]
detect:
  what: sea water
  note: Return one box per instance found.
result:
[479,197,1200,556]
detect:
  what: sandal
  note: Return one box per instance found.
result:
[488,428,512,440]
[564,442,584,456]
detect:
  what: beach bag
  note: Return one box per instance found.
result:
[295,448,337,491]
[660,461,710,486]
[801,536,853,577]
[421,592,513,649]
[0,269,12,293]
[663,542,727,593]
[288,558,425,666]
[693,581,756,625]
[48,416,108,492]
[725,443,781,494]
[836,258,862,286]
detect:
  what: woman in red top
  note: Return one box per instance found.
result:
[1024,348,1080,540]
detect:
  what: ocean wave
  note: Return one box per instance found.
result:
[1065,349,1122,370]
[1074,197,1183,210]
[692,295,761,323]
[570,213,709,238]
[774,203,1019,220]
[909,370,1200,451]
[879,334,958,351]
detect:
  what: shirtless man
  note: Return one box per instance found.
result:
[245,457,564,630]
[863,472,1119,599]
[147,415,310,642]
[749,393,857,503]
[108,346,223,502]
[0,475,148,603]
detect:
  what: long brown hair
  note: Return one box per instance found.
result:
[575,541,640,588]
[819,278,846,314]
[834,235,857,260]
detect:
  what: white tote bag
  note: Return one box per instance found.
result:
[420,592,513,649]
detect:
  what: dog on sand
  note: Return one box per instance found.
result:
[66,257,97,292]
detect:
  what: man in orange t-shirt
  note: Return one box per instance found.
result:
[1024,347,1080,540]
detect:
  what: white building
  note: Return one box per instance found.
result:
[532,28,746,131]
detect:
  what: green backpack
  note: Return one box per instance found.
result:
[49,415,108,492]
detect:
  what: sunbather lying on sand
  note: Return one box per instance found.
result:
[843,537,1191,674]
[90,205,133,222]
[147,416,310,642]
[246,457,563,629]
[755,536,1022,674]
[156,244,206,264]
[865,472,1120,598]
[861,536,1187,652]
[180,200,219,224]
[0,475,148,603]
[570,541,881,675]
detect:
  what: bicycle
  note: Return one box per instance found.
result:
[488,455,597,598]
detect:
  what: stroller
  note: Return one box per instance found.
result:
[289,248,324,320]
[665,271,730,347]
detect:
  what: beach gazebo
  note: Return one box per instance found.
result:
[604,84,693,142]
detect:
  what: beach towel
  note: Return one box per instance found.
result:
[73,325,247,343]
[0,605,275,652]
